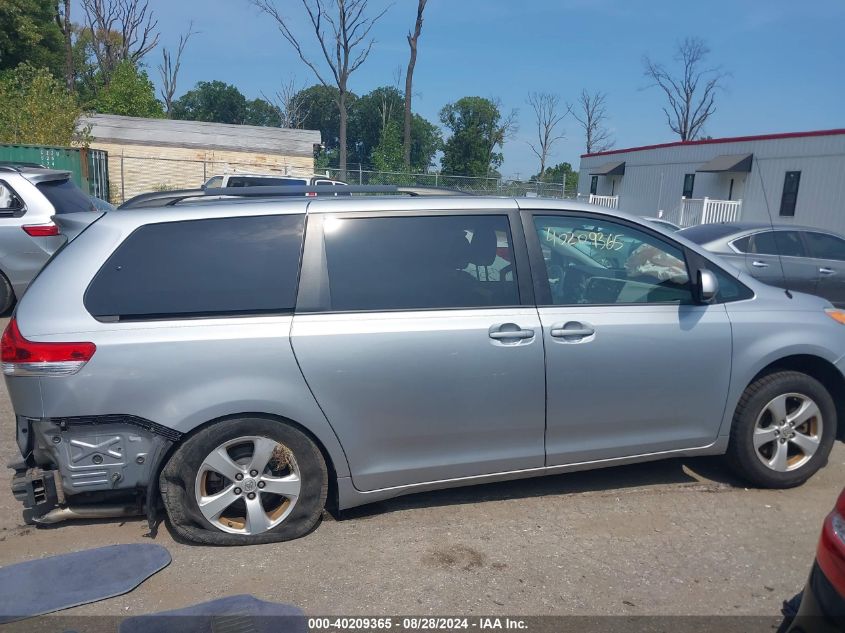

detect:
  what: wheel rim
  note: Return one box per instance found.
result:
[753,392,823,472]
[194,435,301,535]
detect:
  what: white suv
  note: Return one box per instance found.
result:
[0,165,97,312]
[202,173,349,196]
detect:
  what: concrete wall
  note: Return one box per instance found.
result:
[578,131,845,233]
[92,142,315,203]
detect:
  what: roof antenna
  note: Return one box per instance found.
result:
[755,161,792,299]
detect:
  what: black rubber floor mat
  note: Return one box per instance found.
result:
[0,543,171,623]
[119,595,307,633]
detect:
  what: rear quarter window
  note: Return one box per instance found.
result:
[36,178,95,214]
[85,214,305,320]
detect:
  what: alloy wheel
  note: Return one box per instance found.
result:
[194,435,301,535]
[753,392,823,472]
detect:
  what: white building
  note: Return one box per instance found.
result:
[577,129,845,233]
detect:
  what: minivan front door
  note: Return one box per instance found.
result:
[291,210,546,492]
[526,212,733,465]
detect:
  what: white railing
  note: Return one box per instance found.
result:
[677,197,742,227]
[583,194,619,209]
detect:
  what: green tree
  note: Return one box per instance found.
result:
[295,84,356,155]
[531,162,578,191]
[370,120,404,172]
[0,64,84,146]
[349,86,404,166]
[171,80,247,124]
[0,0,64,76]
[244,98,281,127]
[409,114,441,172]
[89,60,163,117]
[348,86,441,171]
[440,97,513,177]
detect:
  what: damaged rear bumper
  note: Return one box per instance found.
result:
[9,415,181,523]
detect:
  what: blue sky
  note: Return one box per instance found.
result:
[75,0,845,177]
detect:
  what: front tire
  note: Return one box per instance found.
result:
[160,417,328,545]
[726,371,836,488]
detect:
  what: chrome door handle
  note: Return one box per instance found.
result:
[489,330,534,340]
[550,323,595,339]
[751,260,769,268]
[820,267,835,275]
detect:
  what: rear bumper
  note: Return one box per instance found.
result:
[786,562,845,632]
[8,415,180,520]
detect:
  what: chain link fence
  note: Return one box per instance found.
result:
[323,167,576,198]
[107,155,578,204]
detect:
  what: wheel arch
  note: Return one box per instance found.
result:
[747,354,845,442]
[156,411,342,514]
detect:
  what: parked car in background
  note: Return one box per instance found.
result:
[5,192,844,545]
[643,217,681,231]
[781,486,845,632]
[680,223,845,307]
[202,173,349,196]
[0,165,98,312]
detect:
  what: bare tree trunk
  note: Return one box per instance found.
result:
[403,0,426,171]
[642,37,727,141]
[81,0,160,86]
[61,0,73,92]
[338,90,348,181]
[249,0,390,181]
[527,92,568,180]
[158,22,195,117]
[570,90,613,154]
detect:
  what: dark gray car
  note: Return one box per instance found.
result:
[680,223,845,307]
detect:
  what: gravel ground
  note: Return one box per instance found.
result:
[0,316,842,618]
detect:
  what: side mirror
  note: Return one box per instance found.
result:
[697,269,719,304]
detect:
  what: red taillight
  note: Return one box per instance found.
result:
[305,191,317,197]
[817,488,845,596]
[22,223,59,237]
[1,318,95,376]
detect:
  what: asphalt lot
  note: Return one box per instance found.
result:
[0,313,842,617]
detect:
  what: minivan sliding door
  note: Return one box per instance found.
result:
[291,210,546,492]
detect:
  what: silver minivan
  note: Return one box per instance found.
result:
[5,193,844,544]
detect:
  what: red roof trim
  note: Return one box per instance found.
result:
[581,128,845,158]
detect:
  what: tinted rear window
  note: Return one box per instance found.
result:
[85,214,304,320]
[748,231,806,257]
[36,178,95,214]
[678,224,746,244]
[321,214,519,311]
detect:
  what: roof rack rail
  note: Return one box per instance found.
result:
[118,184,470,209]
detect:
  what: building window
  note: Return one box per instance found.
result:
[590,176,598,195]
[779,171,801,217]
[682,174,695,199]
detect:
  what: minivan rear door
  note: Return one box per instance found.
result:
[291,205,546,492]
